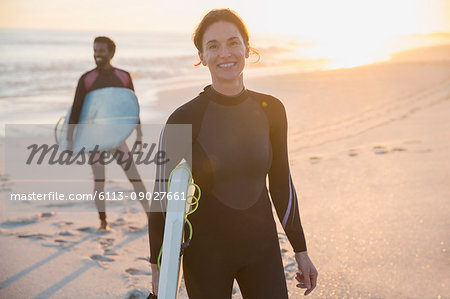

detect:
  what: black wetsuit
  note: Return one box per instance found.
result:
[69,67,148,220]
[69,67,135,126]
[149,86,307,298]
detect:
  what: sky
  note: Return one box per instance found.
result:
[1,0,448,35]
[1,0,449,67]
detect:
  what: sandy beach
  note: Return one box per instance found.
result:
[1,53,449,298]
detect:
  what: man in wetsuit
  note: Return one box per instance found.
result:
[68,36,148,230]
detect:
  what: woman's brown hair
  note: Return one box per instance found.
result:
[192,8,259,65]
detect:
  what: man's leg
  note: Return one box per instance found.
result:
[114,143,150,217]
[90,158,109,230]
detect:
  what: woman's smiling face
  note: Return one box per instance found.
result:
[200,21,249,84]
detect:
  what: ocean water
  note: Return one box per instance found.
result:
[1,29,448,100]
[0,29,329,134]
[0,29,326,99]
[0,29,200,98]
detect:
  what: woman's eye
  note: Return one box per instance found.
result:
[209,44,218,49]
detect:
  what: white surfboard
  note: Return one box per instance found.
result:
[55,87,139,152]
[158,162,194,299]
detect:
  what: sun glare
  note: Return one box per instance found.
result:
[299,35,393,69]
[270,0,448,68]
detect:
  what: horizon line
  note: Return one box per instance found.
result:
[1,26,449,39]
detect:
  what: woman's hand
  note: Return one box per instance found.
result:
[294,251,318,296]
[150,263,160,296]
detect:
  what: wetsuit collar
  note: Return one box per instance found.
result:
[97,66,114,74]
[203,85,248,106]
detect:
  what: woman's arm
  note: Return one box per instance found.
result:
[267,97,307,253]
[266,97,318,295]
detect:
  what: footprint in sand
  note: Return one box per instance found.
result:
[1,212,56,228]
[45,201,78,208]
[97,237,115,247]
[90,254,115,262]
[1,217,39,227]
[309,156,321,164]
[373,145,408,154]
[348,149,359,157]
[77,226,111,234]
[125,268,151,276]
[127,225,147,233]
[76,226,97,233]
[40,212,56,218]
[18,233,52,239]
[58,230,74,236]
[110,217,127,228]
[95,236,117,255]
[104,249,118,256]
[373,145,389,155]
[42,239,74,248]
[128,207,140,214]
[54,239,68,243]
[125,289,148,299]
[135,256,150,262]
[52,221,74,228]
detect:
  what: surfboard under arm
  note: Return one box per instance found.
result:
[158,162,192,299]
[56,87,139,152]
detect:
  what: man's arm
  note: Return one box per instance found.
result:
[67,76,87,143]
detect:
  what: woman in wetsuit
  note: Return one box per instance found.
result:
[148,9,318,298]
